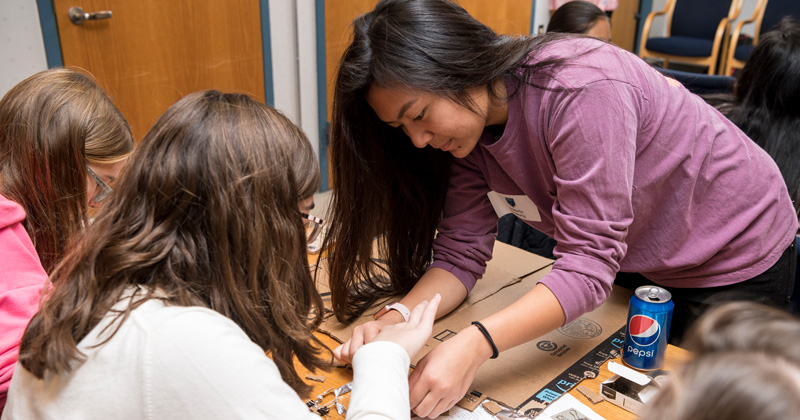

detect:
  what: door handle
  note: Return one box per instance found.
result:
[68,6,112,25]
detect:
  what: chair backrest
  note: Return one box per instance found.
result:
[672,0,734,39]
[761,0,800,34]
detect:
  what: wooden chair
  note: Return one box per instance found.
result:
[723,0,800,75]
[640,0,743,75]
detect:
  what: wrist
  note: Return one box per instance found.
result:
[373,301,409,323]
[469,322,499,360]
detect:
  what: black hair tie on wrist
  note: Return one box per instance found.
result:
[471,321,499,359]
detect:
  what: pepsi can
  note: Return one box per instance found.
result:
[622,285,673,370]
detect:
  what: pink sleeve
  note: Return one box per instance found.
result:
[0,207,47,408]
[0,284,44,391]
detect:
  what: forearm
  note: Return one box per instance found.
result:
[406,284,567,418]
[378,267,467,324]
[472,283,566,355]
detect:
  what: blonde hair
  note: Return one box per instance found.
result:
[642,302,800,420]
[0,68,134,272]
[645,352,800,420]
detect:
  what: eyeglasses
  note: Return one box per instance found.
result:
[301,213,325,243]
[86,165,113,203]
[301,213,326,254]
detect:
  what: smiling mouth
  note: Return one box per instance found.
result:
[435,139,453,151]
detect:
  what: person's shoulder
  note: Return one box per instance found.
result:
[534,37,617,62]
[130,300,241,338]
[533,38,651,90]
[0,193,26,229]
[124,299,268,371]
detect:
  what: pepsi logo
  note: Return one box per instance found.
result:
[628,315,660,346]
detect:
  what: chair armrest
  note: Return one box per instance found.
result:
[713,17,733,49]
[640,0,673,50]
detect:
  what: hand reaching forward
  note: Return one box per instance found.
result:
[408,324,493,418]
[334,295,441,362]
[371,294,441,358]
[334,318,392,363]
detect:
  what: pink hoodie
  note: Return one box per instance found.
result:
[0,194,47,412]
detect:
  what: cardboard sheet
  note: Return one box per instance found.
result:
[316,240,554,340]
[313,240,631,414]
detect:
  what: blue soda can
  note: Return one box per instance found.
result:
[622,285,674,370]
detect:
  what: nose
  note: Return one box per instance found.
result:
[87,191,101,209]
[404,125,434,149]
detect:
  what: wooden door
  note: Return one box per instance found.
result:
[53,0,265,141]
[611,0,641,52]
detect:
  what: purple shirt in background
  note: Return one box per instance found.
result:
[430,38,798,324]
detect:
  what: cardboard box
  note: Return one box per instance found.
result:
[599,361,667,415]
[314,240,632,415]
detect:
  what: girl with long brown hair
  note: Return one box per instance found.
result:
[0,68,133,411]
[3,90,439,420]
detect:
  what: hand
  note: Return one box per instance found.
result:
[408,325,493,418]
[372,294,441,358]
[334,319,392,363]
[333,299,421,363]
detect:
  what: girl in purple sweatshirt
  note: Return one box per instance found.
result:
[325,0,798,417]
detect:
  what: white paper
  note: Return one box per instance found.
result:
[410,394,604,420]
[534,394,606,420]
[410,400,499,420]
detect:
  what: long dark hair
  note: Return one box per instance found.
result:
[547,0,608,35]
[0,68,133,272]
[328,0,569,322]
[19,90,327,395]
[726,17,800,215]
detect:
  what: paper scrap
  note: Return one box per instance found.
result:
[481,400,504,416]
[412,400,494,420]
[455,390,484,412]
[305,374,326,383]
[576,385,604,404]
[534,394,606,420]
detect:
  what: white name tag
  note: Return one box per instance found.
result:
[487,191,541,221]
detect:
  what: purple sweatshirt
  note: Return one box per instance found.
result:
[0,194,47,413]
[430,39,798,324]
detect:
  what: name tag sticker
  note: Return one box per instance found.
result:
[487,191,541,222]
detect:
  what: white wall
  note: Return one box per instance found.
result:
[532,0,551,35]
[0,0,48,98]
[267,0,321,156]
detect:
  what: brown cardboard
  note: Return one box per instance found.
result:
[317,240,555,340]
[314,240,631,414]
[576,385,604,404]
[481,400,505,416]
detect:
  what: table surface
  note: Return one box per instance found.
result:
[298,332,691,420]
